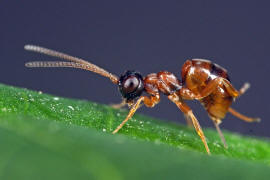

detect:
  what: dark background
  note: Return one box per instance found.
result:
[0,1,269,137]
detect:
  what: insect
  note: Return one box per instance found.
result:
[25,45,260,154]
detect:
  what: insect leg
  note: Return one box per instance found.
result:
[143,94,160,107]
[180,78,238,100]
[183,115,193,127]
[239,82,250,96]
[221,79,240,97]
[112,94,160,134]
[227,82,260,122]
[210,117,228,148]
[228,108,260,122]
[111,99,126,109]
[112,96,144,134]
[168,93,211,155]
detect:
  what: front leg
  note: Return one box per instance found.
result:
[112,94,160,134]
[111,99,126,109]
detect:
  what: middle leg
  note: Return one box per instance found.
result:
[168,93,211,155]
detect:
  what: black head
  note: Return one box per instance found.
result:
[118,70,144,101]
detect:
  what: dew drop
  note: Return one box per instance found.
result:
[68,105,75,111]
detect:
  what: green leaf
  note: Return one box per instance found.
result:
[0,83,269,180]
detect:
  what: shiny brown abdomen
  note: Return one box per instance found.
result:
[200,87,233,119]
[182,59,233,119]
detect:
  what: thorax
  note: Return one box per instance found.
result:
[144,71,182,96]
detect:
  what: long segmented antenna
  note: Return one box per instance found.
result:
[24,45,119,84]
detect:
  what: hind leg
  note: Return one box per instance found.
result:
[210,117,228,148]
[239,82,250,96]
[228,108,260,122]
[179,78,239,101]
[229,82,260,122]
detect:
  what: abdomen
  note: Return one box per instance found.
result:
[182,59,230,93]
[200,86,233,119]
[181,59,233,119]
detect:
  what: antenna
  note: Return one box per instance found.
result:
[24,45,119,84]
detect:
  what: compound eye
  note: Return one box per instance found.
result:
[122,76,139,94]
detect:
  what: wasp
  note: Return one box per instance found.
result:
[25,45,260,154]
